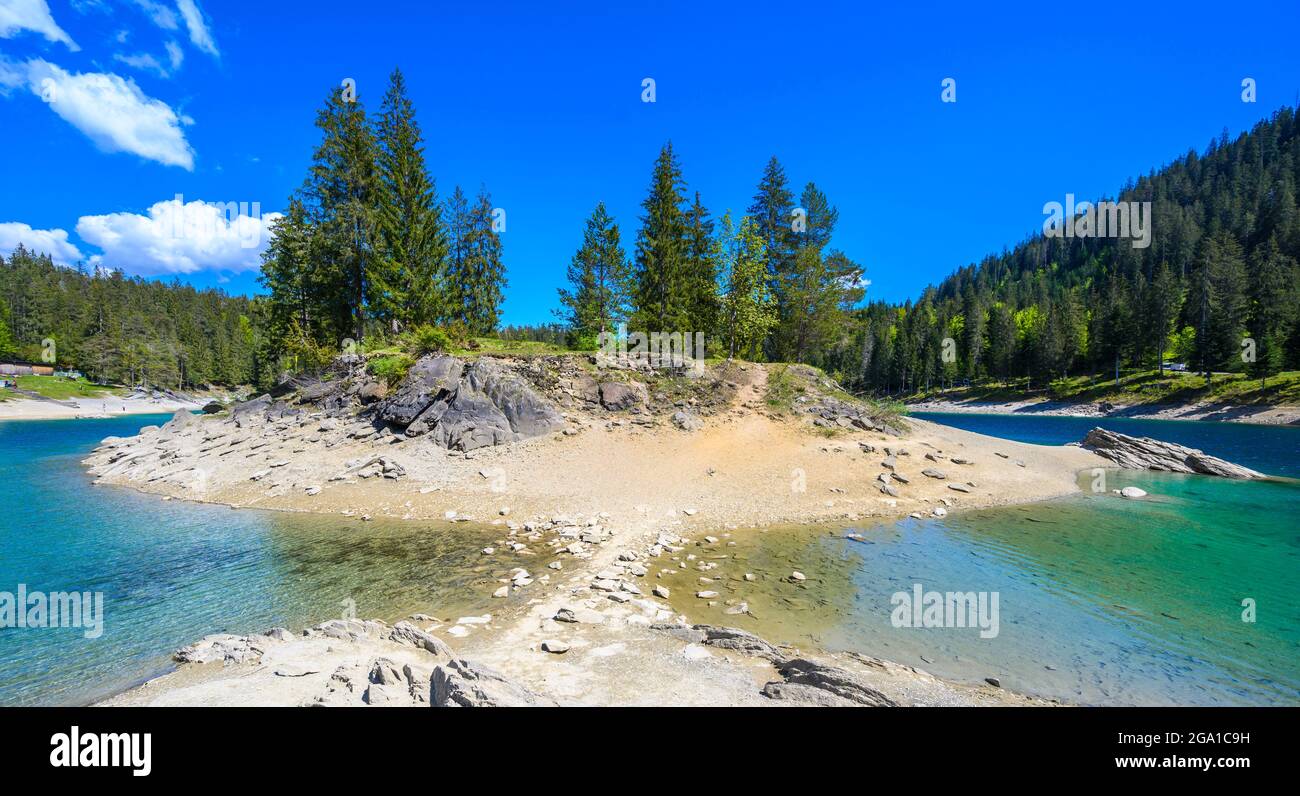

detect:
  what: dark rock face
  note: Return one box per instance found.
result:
[598,381,647,411]
[201,401,224,414]
[373,355,565,451]
[762,658,898,707]
[1081,427,1264,479]
[378,355,463,427]
[431,659,557,707]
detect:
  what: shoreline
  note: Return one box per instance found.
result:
[0,395,204,422]
[83,365,1106,705]
[907,397,1300,426]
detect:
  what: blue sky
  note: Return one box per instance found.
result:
[1,0,1298,326]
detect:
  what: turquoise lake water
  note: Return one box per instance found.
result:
[0,414,514,706]
[0,411,1296,705]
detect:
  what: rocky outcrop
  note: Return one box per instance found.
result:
[431,659,558,707]
[762,658,898,707]
[369,355,565,451]
[1081,427,1264,479]
[693,625,785,662]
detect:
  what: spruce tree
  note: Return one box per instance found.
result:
[374,67,447,331]
[747,157,795,354]
[301,84,379,343]
[463,187,507,336]
[1247,236,1296,385]
[442,185,472,329]
[556,202,632,344]
[682,191,720,334]
[632,143,688,332]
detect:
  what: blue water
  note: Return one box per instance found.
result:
[0,415,514,706]
[910,411,1300,477]
[2,411,1296,706]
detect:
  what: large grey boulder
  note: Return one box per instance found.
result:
[599,381,647,411]
[230,394,272,427]
[432,388,516,451]
[431,659,557,707]
[1081,427,1264,479]
[378,355,464,427]
[464,358,565,439]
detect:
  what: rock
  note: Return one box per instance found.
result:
[201,401,224,414]
[947,483,972,493]
[357,381,387,403]
[789,571,806,582]
[693,625,784,662]
[931,506,948,518]
[985,677,1002,688]
[653,585,670,599]
[492,586,509,598]
[881,455,897,471]
[598,381,647,411]
[387,621,454,658]
[379,355,463,428]
[431,659,557,707]
[671,410,703,432]
[762,659,898,707]
[921,468,947,480]
[1081,427,1264,479]
[540,640,570,654]
[1119,486,1148,498]
[554,607,604,624]
[696,590,719,599]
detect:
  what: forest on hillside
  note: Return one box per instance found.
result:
[834,107,1300,395]
[0,245,256,389]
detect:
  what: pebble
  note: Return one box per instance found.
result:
[541,640,570,654]
[696,590,719,599]
[653,585,670,598]
[790,571,806,582]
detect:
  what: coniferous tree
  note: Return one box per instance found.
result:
[373,67,447,330]
[1247,237,1296,385]
[462,188,507,335]
[556,202,632,344]
[1193,231,1249,379]
[748,157,795,355]
[632,143,689,332]
[300,85,379,343]
[682,191,720,334]
[442,185,473,328]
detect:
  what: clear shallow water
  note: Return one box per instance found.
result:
[0,415,530,706]
[667,415,1300,705]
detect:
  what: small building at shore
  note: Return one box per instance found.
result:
[0,360,55,377]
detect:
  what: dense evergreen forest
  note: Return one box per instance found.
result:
[0,244,255,389]
[834,107,1300,395]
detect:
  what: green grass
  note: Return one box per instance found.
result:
[914,369,1300,407]
[458,337,575,357]
[11,375,117,401]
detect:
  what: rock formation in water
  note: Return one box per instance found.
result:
[1080,427,1264,479]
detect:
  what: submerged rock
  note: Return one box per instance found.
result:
[1081,427,1264,479]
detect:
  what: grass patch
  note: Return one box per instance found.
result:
[366,354,415,387]
[13,375,117,400]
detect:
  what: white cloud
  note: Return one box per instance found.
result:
[77,197,281,277]
[0,222,84,265]
[113,50,167,77]
[114,40,183,77]
[176,0,216,58]
[129,0,177,30]
[164,39,183,70]
[0,0,80,50]
[22,59,195,169]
